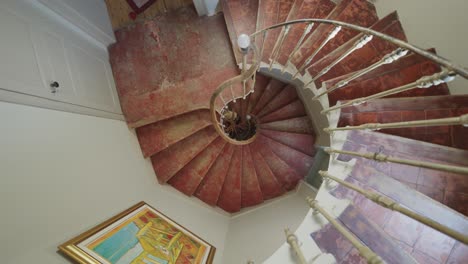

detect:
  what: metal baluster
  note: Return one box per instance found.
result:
[285,228,307,264]
[324,113,468,133]
[306,198,385,264]
[293,26,342,79]
[304,35,373,87]
[259,31,268,68]
[319,171,468,244]
[269,25,291,71]
[283,23,314,74]
[322,70,456,114]
[313,48,409,99]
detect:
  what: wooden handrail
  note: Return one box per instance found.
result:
[319,171,468,244]
[325,148,468,175]
[306,197,385,264]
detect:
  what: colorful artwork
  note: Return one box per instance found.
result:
[59,202,215,264]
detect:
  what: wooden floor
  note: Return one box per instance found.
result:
[104,0,193,30]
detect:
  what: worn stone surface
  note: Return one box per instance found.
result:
[151,126,218,183]
[292,0,379,71]
[168,137,226,196]
[260,99,307,123]
[217,146,243,213]
[257,85,298,117]
[260,129,316,156]
[195,144,235,206]
[136,110,211,157]
[109,7,238,127]
[241,146,264,207]
[338,95,468,149]
[261,116,314,134]
[251,79,286,115]
[250,144,286,200]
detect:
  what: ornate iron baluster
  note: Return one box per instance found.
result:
[269,25,292,71]
[283,23,315,74]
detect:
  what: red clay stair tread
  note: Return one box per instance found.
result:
[168,137,227,196]
[151,126,218,183]
[309,12,406,85]
[217,146,243,212]
[292,0,378,70]
[260,116,314,134]
[252,136,303,190]
[257,85,298,117]
[124,67,237,128]
[259,135,315,176]
[260,129,316,156]
[241,146,264,207]
[136,110,212,157]
[250,145,286,200]
[195,144,236,206]
[260,100,307,123]
[276,0,336,66]
[257,0,296,62]
[251,79,286,115]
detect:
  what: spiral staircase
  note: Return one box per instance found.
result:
[109,0,468,263]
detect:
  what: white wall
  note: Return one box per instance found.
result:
[0,102,230,264]
[373,0,468,95]
[222,192,310,264]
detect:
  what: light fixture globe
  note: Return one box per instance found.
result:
[237,34,251,52]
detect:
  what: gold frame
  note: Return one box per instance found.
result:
[58,201,216,264]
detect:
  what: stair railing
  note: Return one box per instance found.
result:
[324,113,468,132]
[211,18,468,145]
[324,147,468,175]
[319,171,468,244]
[284,228,307,264]
[306,197,386,264]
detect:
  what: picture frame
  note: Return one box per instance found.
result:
[59,201,216,264]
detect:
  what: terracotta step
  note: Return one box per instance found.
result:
[260,116,314,134]
[311,205,417,263]
[217,146,243,212]
[260,129,316,156]
[195,144,236,206]
[250,145,286,200]
[339,129,468,216]
[260,99,307,123]
[251,79,286,115]
[338,95,468,149]
[259,135,315,176]
[221,0,259,64]
[241,146,264,207]
[257,85,298,117]
[291,0,379,71]
[151,126,218,183]
[109,8,238,127]
[168,137,227,196]
[276,0,336,66]
[252,137,302,190]
[136,110,212,157]
[330,160,468,261]
[308,11,407,85]
[257,0,296,62]
[330,59,450,107]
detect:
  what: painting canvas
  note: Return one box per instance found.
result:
[59,202,215,264]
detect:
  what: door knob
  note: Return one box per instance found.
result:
[50,81,59,93]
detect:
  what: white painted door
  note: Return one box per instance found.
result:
[0,1,122,116]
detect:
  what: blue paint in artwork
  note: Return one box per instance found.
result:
[115,243,144,264]
[93,222,140,264]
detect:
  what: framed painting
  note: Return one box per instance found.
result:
[59,202,215,264]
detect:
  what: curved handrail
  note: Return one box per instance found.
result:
[250,18,468,79]
[209,44,261,145]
